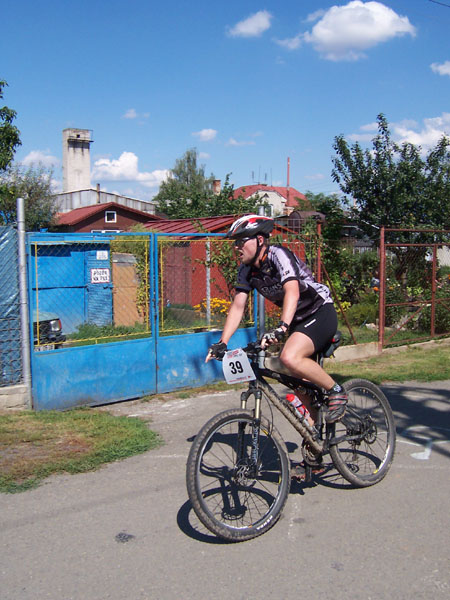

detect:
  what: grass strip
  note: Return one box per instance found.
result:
[327,344,450,385]
[0,408,162,494]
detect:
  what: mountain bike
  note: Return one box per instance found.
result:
[186,332,396,542]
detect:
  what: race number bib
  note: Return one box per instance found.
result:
[222,348,256,384]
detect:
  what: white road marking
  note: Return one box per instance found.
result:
[397,425,450,460]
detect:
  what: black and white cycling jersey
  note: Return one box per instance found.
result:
[235,245,332,322]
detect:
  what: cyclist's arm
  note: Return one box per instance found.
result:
[220,291,248,344]
[280,279,300,327]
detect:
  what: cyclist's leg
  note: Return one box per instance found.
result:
[280,305,347,423]
[280,332,334,391]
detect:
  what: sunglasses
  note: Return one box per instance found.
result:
[234,237,253,249]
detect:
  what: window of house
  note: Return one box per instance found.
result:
[105,211,117,223]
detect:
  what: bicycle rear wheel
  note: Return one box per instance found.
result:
[186,409,290,542]
[329,379,396,487]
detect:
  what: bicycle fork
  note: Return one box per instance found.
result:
[236,384,262,478]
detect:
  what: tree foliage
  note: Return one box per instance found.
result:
[332,113,450,236]
[0,165,57,231]
[154,148,265,218]
[0,79,21,172]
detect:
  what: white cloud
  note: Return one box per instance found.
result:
[303,1,416,61]
[123,109,138,119]
[304,173,325,181]
[393,113,450,150]
[21,150,60,168]
[92,152,169,189]
[198,152,210,160]
[348,132,375,142]
[275,34,303,51]
[226,138,256,147]
[304,10,326,24]
[346,113,450,152]
[227,10,272,38]
[192,128,217,142]
[122,109,150,120]
[360,122,379,132]
[431,61,450,77]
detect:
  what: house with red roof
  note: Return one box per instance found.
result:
[233,184,308,217]
[55,202,161,233]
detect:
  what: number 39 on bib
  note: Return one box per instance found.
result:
[222,348,256,384]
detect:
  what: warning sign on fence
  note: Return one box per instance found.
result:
[90,268,110,283]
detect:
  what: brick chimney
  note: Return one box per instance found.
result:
[213,179,221,195]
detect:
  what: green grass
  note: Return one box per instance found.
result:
[327,342,450,385]
[0,408,162,493]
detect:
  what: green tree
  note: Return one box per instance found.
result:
[331,113,450,235]
[155,149,266,218]
[0,165,57,231]
[0,80,21,172]
[154,148,215,218]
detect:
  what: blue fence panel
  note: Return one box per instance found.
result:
[0,226,22,386]
[28,231,258,409]
[32,338,157,410]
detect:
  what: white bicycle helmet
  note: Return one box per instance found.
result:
[226,214,274,240]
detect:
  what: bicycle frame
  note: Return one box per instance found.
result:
[238,346,327,457]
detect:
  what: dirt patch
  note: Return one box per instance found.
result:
[0,434,92,479]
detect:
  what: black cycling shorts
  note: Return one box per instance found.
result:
[289,302,338,353]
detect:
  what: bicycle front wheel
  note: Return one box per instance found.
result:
[329,379,396,487]
[186,409,290,542]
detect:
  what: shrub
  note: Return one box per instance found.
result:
[344,292,378,326]
[418,287,450,334]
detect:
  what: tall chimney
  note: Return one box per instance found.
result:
[62,128,93,192]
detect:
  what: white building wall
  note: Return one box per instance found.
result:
[248,190,286,216]
[54,189,156,214]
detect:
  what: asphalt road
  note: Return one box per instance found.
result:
[1,380,449,600]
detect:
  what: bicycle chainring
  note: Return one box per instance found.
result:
[301,440,322,467]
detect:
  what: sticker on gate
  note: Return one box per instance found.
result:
[222,348,256,384]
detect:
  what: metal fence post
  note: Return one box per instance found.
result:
[378,226,386,353]
[17,197,32,408]
[258,205,266,337]
[206,240,211,326]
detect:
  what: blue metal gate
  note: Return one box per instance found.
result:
[28,232,257,410]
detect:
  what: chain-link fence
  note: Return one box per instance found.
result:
[0,226,22,386]
[29,234,258,348]
[30,235,152,350]
[157,236,255,334]
[380,229,450,347]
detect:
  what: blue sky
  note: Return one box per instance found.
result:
[2,0,450,201]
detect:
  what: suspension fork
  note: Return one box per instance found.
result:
[238,383,262,468]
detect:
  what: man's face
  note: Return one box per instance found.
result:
[235,236,258,265]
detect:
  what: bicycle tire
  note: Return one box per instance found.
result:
[329,379,396,487]
[186,408,290,542]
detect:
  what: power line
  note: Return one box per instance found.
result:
[429,0,450,8]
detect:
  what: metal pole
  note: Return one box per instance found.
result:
[17,197,32,409]
[378,227,386,353]
[258,205,266,337]
[431,244,437,339]
[206,240,211,326]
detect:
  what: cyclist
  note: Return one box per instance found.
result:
[206,214,347,425]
